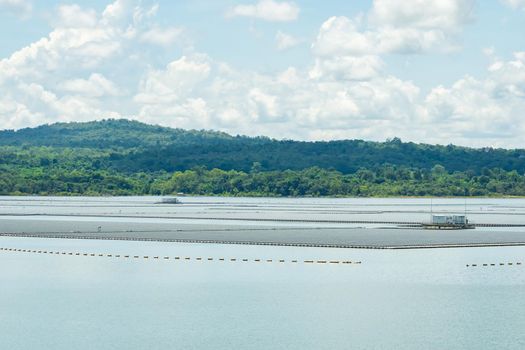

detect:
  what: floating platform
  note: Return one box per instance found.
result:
[157,197,180,204]
[421,223,475,230]
[1,216,525,250]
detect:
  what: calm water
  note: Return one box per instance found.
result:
[1,197,525,349]
[1,238,524,349]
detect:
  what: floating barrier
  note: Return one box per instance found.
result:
[466,262,522,267]
[0,246,360,266]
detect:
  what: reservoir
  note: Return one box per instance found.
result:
[1,197,525,349]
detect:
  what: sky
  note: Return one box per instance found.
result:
[0,0,524,148]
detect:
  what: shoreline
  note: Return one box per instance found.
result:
[2,194,525,199]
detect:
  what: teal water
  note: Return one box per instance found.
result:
[1,236,524,350]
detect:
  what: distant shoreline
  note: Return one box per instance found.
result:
[2,194,525,199]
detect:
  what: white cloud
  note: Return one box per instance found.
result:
[227,0,299,22]
[134,55,211,106]
[130,49,525,148]
[2,0,525,149]
[313,0,474,59]
[0,0,174,129]
[12,82,120,127]
[312,17,376,56]
[55,4,98,28]
[313,13,472,58]
[275,31,301,50]
[309,55,384,81]
[249,88,281,121]
[102,0,129,23]
[502,0,525,9]
[0,1,158,83]
[0,26,122,77]
[369,0,475,30]
[133,53,420,138]
[309,1,476,92]
[310,17,385,81]
[59,73,120,97]
[0,96,36,129]
[418,52,525,145]
[0,0,31,17]
[139,26,184,47]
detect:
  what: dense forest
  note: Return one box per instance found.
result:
[1,119,525,197]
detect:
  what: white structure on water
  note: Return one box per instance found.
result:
[431,215,468,226]
[160,197,180,204]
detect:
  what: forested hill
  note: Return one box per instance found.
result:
[0,119,234,149]
[1,119,524,174]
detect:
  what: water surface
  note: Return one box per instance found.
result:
[1,197,524,349]
[1,236,524,350]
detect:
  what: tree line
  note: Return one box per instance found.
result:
[2,162,525,197]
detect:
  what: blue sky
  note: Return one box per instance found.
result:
[0,0,524,147]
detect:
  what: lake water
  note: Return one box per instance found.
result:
[1,197,525,349]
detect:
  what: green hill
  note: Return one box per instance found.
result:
[1,119,525,196]
[0,119,233,149]
[1,119,525,174]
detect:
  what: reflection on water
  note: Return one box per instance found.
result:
[1,236,524,350]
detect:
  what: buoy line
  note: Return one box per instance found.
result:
[0,247,361,265]
[466,262,522,267]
